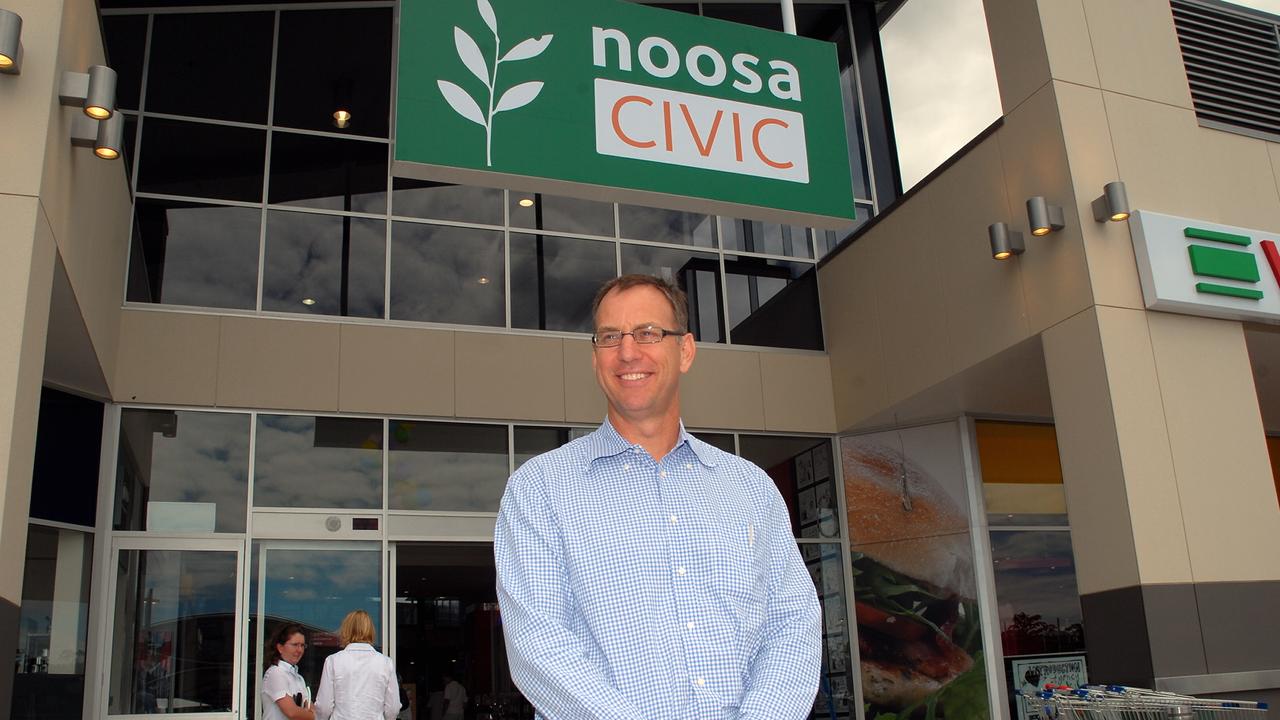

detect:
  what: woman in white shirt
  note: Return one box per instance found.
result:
[314,610,401,720]
[261,623,315,720]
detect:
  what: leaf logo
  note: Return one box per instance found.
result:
[437,0,554,167]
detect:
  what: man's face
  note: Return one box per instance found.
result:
[592,285,696,427]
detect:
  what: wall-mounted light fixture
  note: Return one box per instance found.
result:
[988,222,1024,261]
[1091,181,1130,222]
[59,65,117,119]
[1026,196,1065,236]
[0,8,22,75]
[332,77,352,129]
[70,111,124,160]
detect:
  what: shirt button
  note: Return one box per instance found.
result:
[685,463,693,470]
[686,621,695,630]
[695,678,706,686]
[677,566,686,575]
[623,463,630,470]
[660,470,667,478]
[669,515,678,524]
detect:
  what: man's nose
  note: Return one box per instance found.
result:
[616,334,641,359]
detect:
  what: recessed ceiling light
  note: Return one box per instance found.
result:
[518,197,534,207]
[477,277,490,285]
[333,109,351,129]
[302,297,317,306]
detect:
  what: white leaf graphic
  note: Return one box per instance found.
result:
[437,80,488,128]
[477,0,498,35]
[502,34,553,63]
[494,81,544,113]
[454,27,490,88]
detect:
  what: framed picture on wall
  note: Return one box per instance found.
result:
[796,450,815,489]
[813,441,832,481]
[799,487,817,525]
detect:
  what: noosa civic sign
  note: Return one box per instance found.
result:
[395,0,855,228]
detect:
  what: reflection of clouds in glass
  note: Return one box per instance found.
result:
[127,409,250,532]
[510,192,614,236]
[263,549,381,634]
[139,202,260,309]
[262,211,384,318]
[618,205,716,248]
[391,181,504,225]
[991,531,1083,630]
[136,550,238,623]
[254,415,382,508]
[389,223,504,325]
[510,233,615,333]
[388,421,508,511]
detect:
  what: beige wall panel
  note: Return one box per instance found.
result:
[681,347,764,430]
[758,353,835,434]
[982,0,1050,113]
[1053,82,1144,310]
[1106,94,1215,219]
[455,333,565,422]
[563,339,606,425]
[338,325,454,417]
[217,317,340,412]
[927,131,1031,372]
[868,195,955,407]
[1194,129,1280,231]
[0,197,56,597]
[114,311,220,406]
[0,0,62,198]
[1036,0,1098,88]
[1269,143,1280,211]
[819,239,889,431]
[1081,0,1193,109]
[1146,313,1280,583]
[1042,308,1143,594]
[1093,307,1193,586]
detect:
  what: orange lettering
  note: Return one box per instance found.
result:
[681,104,723,158]
[732,112,743,162]
[663,101,673,152]
[752,118,793,169]
[612,95,656,149]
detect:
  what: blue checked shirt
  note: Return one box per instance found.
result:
[494,419,821,720]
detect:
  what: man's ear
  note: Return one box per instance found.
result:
[679,333,696,374]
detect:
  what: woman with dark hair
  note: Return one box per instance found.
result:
[262,623,316,720]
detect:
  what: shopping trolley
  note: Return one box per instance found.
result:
[1020,684,1269,720]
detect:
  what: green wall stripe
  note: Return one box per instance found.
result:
[1195,282,1264,300]
[1184,227,1251,245]
[1187,244,1261,282]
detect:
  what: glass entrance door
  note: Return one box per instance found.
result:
[392,543,531,720]
[250,542,384,719]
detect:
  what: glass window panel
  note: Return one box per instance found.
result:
[268,132,388,214]
[108,550,238,714]
[146,12,273,123]
[990,530,1086,657]
[391,179,504,225]
[618,205,716,247]
[262,210,385,319]
[389,421,509,511]
[514,426,592,470]
[619,244,723,344]
[814,208,870,260]
[701,3,784,31]
[30,389,102,528]
[976,421,1068,526]
[390,222,505,326]
[136,118,266,203]
[10,526,93,720]
[123,114,138,184]
[511,233,616,333]
[721,219,813,259]
[273,8,393,138]
[126,198,261,310]
[691,432,735,454]
[102,14,147,112]
[725,258,822,349]
[253,415,383,509]
[801,543,856,720]
[740,435,835,538]
[510,192,615,237]
[115,409,250,533]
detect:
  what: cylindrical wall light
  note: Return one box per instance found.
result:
[0,8,21,75]
[1091,181,1130,222]
[988,222,1025,260]
[94,112,124,159]
[1026,196,1065,236]
[59,65,118,119]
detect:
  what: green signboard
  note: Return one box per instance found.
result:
[395,0,855,227]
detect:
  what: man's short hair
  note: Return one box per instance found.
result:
[591,274,689,333]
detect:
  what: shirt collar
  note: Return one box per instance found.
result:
[278,660,299,674]
[585,417,719,468]
[345,642,374,652]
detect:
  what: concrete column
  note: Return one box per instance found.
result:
[1043,306,1280,687]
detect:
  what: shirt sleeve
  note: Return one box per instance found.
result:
[383,656,402,720]
[736,474,823,720]
[262,665,289,702]
[313,656,336,720]
[493,463,648,720]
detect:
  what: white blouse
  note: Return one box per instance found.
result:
[261,660,310,720]
[314,643,400,720]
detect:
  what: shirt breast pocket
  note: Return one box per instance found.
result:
[712,519,769,645]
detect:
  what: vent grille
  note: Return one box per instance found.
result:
[1171,0,1280,141]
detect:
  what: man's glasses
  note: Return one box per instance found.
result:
[592,325,686,348]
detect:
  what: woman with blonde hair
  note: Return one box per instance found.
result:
[313,610,401,720]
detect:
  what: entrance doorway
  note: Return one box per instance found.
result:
[393,543,531,720]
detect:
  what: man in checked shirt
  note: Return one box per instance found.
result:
[494,274,822,720]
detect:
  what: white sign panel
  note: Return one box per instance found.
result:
[1129,210,1280,323]
[1013,655,1088,720]
[147,501,217,532]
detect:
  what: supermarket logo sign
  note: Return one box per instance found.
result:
[1130,210,1280,323]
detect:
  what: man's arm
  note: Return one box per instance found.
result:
[736,481,823,720]
[494,465,649,720]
